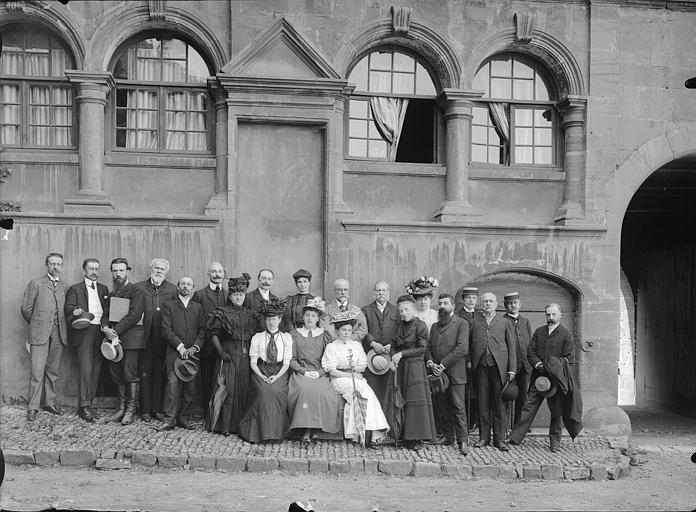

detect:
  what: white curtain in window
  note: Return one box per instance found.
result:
[136,59,160,81]
[50,49,70,77]
[488,102,510,165]
[126,90,158,149]
[29,86,51,145]
[24,53,50,76]
[165,91,187,150]
[1,54,22,75]
[53,87,72,146]
[0,85,20,145]
[162,60,187,82]
[369,96,409,161]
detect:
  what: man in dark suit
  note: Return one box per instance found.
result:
[136,258,178,422]
[65,258,110,422]
[506,303,575,452]
[158,276,206,431]
[454,285,478,431]
[281,269,315,332]
[21,253,69,421]
[470,292,516,451]
[426,293,470,455]
[361,280,398,404]
[101,257,146,426]
[192,261,228,416]
[503,291,533,427]
[244,268,278,332]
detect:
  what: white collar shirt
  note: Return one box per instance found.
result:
[84,279,103,324]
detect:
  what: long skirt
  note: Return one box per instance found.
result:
[331,375,389,443]
[209,340,250,435]
[396,357,437,441]
[288,373,341,433]
[238,360,289,443]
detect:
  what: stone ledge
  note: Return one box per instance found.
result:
[158,454,188,468]
[247,456,278,473]
[3,449,35,466]
[34,450,60,466]
[96,458,131,470]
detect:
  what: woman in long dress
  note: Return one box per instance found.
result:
[207,274,255,435]
[239,297,292,443]
[392,294,437,449]
[322,311,389,446]
[288,297,341,442]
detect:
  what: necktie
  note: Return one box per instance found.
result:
[340,303,347,312]
[215,285,221,292]
[266,332,278,362]
[91,282,96,290]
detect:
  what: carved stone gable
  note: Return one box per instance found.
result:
[221,17,340,79]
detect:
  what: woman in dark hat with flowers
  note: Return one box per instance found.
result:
[239,297,293,443]
[288,297,342,442]
[407,276,439,330]
[206,273,255,435]
[392,294,437,449]
[322,311,389,446]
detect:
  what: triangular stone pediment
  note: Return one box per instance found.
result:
[221,17,340,79]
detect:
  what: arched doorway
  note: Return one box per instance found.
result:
[621,156,696,415]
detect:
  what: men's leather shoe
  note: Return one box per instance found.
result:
[156,422,175,432]
[42,405,63,415]
[458,443,469,456]
[140,413,153,422]
[494,442,510,452]
[176,418,194,430]
[153,412,167,423]
[78,406,94,422]
[27,409,38,421]
[473,440,490,448]
[550,441,560,453]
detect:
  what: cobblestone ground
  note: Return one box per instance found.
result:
[0,405,627,479]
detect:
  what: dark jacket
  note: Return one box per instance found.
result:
[361,300,398,354]
[64,280,110,347]
[546,355,583,439]
[192,284,228,319]
[101,281,146,350]
[470,313,516,387]
[244,288,278,333]
[135,279,178,351]
[281,292,315,332]
[160,297,206,370]
[21,275,69,346]
[426,313,469,385]
[504,313,533,374]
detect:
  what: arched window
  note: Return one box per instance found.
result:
[347,49,438,163]
[471,54,557,166]
[111,35,211,152]
[0,25,75,147]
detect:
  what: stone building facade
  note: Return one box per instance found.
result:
[2,0,696,427]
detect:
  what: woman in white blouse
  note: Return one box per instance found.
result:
[322,312,389,446]
[238,298,293,443]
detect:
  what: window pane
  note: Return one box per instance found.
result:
[187,49,209,83]
[393,72,414,94]
[350,99,367,118]
[489,146,504,164]
[136,58,160,81]
[370,52,391,70]
[162,39,186,59]
[535,108,553,127]
[24,53,49,76]
[137,39,161,59]
[1,125,20,145]
[29,126,50,145]
[515,146,533,164]
[368,121,384,140]
[488,127,501,146]
[368,139,387,158]
[513,60,534,79]
[349,119,368,138]
[3,31,22,52]
[535,128,552,146]
[490,78,511,99]
[472,106,488,125]
[516,127,533,145]
[513,79,534,100]
[162,60,187,82]
[349,138,367,157]
[490,57,511,77]
[393,52,413,72]
[535,76,550,100]
[471,144,487,163]
[534,147,552,164]
[415,63,436,95]
[349,57,368,91]
[188,132,207,151]
[369,70,391,93]
[472,125,487,144]
[515,108,533,126]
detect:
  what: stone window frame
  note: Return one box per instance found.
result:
[106,31,215,155]
[0,23,77,149]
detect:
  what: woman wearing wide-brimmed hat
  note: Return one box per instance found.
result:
[406,276,439,330]
[238,297,293,443]
[288,297,342,442]
[206,273,255,435]
[321,311,389,446]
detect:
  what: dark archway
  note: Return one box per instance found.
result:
[622,156,696,416]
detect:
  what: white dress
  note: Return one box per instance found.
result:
[322,339,389,443]
[415,308,438,331]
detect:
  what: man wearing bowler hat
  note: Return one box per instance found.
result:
[65,258,110,422]
[281,269,315,332]
[503,292,533,427]
[505,303,575,452]
[426,293,470,455]
[158,276,206,431]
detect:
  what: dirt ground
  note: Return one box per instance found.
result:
[0,449,694,512]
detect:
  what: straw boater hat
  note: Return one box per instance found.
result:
[71,312,95,330]
[460,286,478,296]
[302,296,325,315]
[100,338,123,362]
[406,276,439,297]
[534,375,557,398]
[174,357,199,383]
[366,349,392,375]
[503,291,520,302]
[228,273,251,293]
[329,310,358,330]
[258,297,287,317]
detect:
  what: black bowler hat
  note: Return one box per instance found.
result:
[500,379,519,402]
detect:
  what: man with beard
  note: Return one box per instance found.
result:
[506,303,577,452]
[65,258,110,422]
[281,269,315,332]
[244,269,278,333]
[21,253,69,421]
[324,278,367,341]
[192,261,227,416]
[470,292,516,451]
[101,258,146,425]
[503,292,533,427]
[158,276,206,431]
[426,293,470,455]
[136,258,178,422]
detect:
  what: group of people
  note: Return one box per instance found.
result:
[21,253,581,453]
